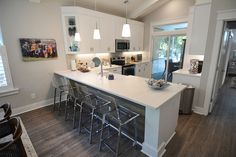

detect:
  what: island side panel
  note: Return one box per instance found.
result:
[142,107,160,157]
[142,92,181,157]
[158,93,181,156]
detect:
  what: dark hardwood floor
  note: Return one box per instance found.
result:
[19,77,236,157]
[164,77,236,157]
[19,103,147,157]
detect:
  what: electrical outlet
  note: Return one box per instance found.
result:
[31,93,36,99]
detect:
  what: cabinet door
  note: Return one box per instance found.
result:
[130,22,144,52]
[189,4,211,55]
[142,62,151,78]
[78,14,91,53]
[100,15,115,53]
[130,22,137,51]
[115,17,125,39]
[135,64,142,77]
[108,67,122,74]
[137,23,144,51]
[79,14,101,53]
[89,16,101,53]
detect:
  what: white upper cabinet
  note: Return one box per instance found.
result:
[100,15,115,53]
[130,21,144,52]
[61,7,144,54]
[188,3,211,55]
[115,17,125,40]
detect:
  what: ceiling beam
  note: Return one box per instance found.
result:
[128,0,171,19]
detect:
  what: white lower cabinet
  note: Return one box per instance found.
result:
[107,67,122,74]
[135,62,151,78]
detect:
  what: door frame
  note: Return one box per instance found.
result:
[210,26,232,112]
[149,17,188,80]
[203,9,236,114]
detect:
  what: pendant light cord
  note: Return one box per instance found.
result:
[95,0,97,11]
[95,0,97,29]
[124,0,128,24]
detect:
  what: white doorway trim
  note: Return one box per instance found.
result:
[203,9,236,114]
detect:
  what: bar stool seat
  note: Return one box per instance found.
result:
[98,95,139,157]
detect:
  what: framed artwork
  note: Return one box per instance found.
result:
[19,38,58,61]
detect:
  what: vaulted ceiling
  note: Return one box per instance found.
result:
[36,0,171,20]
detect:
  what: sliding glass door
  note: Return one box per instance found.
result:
[151,34,186,81]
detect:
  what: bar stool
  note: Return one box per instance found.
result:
[64,81,93,132]
[79,89,111,144]
[51,75,70,113]
[98,94,139,157]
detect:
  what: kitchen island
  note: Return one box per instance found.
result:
[54,70,185,157]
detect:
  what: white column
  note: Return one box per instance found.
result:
[142,107,160,157]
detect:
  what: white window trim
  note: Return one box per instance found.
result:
[0,45,19,97]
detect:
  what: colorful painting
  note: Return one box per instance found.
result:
[19,38,58,61]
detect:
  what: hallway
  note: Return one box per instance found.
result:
[164,77,236,157]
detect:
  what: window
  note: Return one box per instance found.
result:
[151,20,188,82]
[0,26,18,96]
[153,22,188,32]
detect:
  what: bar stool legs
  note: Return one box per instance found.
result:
[99,115,106,151]
[73,101,77,129]
[89,108,95,144]
[53,88,57,111]
[116,126,122,157]
[77,106,83,135]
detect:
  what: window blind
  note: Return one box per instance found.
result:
[0,46,9,88]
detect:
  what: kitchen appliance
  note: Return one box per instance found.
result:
[122,64,135,75]
[110,57,135,75]
[115,39,130,52]
[134,54,142,62]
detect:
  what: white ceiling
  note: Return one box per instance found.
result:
[40,0,170,19]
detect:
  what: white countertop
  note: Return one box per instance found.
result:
[173,69,201,78]
[55,70,185,109]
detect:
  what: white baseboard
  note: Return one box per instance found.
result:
[12,96,66,116]
[192,106,206,115]
[158,131,176,157]
[158,142,166,157]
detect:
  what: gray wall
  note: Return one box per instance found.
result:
[141,0,195,56]
[0,0,72,110]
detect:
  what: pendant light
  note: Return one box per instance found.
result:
[122,0,131,38]
[93,0,101,40]
[74,0,81,42]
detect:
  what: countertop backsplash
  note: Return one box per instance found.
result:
[66,51,149,69]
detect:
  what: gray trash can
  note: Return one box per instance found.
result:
[179,84,195,114]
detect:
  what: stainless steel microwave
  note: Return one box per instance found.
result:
[115,39,130,52]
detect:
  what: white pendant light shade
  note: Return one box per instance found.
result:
[93,29,101,40]
[74,32,81,42]
[122,23,131,37]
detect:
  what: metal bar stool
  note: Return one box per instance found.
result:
[65,83,91,131]
[79,89,111,144]
[98,94,140,157]
[51,75,70,113]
